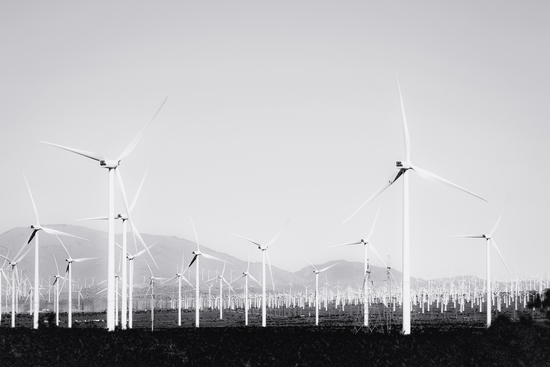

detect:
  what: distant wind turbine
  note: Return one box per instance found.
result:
[232,219,290,327]
[186,216,226,328]
[231,255,261,326]
[301,255,338,326]
[41,97,167,331]
[449,206,512,328]
[342,75,487,335]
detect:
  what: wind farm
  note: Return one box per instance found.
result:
[1,1,549,365]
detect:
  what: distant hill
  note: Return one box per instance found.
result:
[0,225,419,293]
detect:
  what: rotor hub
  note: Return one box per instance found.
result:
[396,160,412,169]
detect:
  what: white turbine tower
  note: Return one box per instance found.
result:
[231,256,261,326]
[186,216,226,328]
[163,244,194,327]
[23,175,85,329]
[449,207,512,328]
[206,260,233,320]
[125,239,158,329]
[232,219,290,327]
[301,256,338,326]
[342,75,487,335]
[41,98,166,331]
[51,253,67,327]
[0,245,34,328]
[331,202,388,327]
[55,236,98,328]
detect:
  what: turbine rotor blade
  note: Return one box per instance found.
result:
[231,233,262,248]
[23,174,40,225]
[117,97,167,161]
[369,243,388,268]
[448,234,485,239]
[41,227,87,241]
[187,254,198,268]
[75,216,109,221]
[491,206,506,235]
[411,165,488,202]
[231,274,246,283]
[189,215,200,249]
[130,165,149,213]
[300,254,317,272]
[73,257,100,263]
[202,253,226,263]
[249,273,261,286]
[491,238,513,278]
[343,170,403,225]
[319,262,338,273]
[266,250,275,290]
[40,141,105,162]
[266,219,291,248]
[326,241,362,248]
[367,200,383,241]
[395,72,411,161]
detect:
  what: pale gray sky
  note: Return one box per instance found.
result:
[1,1,548,280]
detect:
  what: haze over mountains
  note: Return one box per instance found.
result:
[0,224,418,292]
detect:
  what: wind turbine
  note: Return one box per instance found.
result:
[449,207,512,328]
[331,201,389,327]
[163,248,194,327]
[232,219,290,327]
[301,255,338,326]
[22,175,86,329]
[77,166,151,330]
[55,236,98,328]
[144,260,167,332]
[206,259,234,320]
[231,255,261,326]
[51,253,68,326]
[125,239,159,329]
[186,216,226,328]
[342,75,487,335]
[41,98,167,331]
[0,244,34,328]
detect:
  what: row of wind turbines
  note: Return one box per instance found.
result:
[5,74,516,334]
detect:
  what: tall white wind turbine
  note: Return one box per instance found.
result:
[186,216,226,328]
[449,207,512,328]
[41,98,166,331]
[331,202,388,327]
[232,219,290,327]
[342,75,487,335]
[301,256,338,326]
[56,236,98,328]
[231,255,261,326]
[0,244,34,328]
[51,253,67,326]
[163,251,194,327]
[23,175,85,329]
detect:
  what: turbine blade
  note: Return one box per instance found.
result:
[326,241,362,248]
[41,227,87,241]
[130,165,149,213]
[182,276,194,288]
[52,252,60,275]
[40,141,105,162]
[73,257,100,263]
[189,215,200,249]
[202,253,226,262]
[75,216,109,221]
[54,236,71,260]
[448,234,485,239]
[367,200,383,241]
[491,238,513,278]
[117,97,167,161]
[249,273,262,286]
[187,255,198,268]
[231,233,262,248]
[15,242,34,263]
[223,278,235,292]
[23,174,40,225]
[411,165,488,202]
[395,72,411,161]
[369,242,388,268]
[343,170,403,225]
[162,276,177,284]
[266,219,291,248]
[490,207,506,235]
[145,260,154,277]
[319,262,338,273]
[135,241,159,258]
[266,250,275,290]
[116,169,132,219]
[131,222,159,270]
[26,229,38,245]
[300,254,317,271]
[231,274,246,283]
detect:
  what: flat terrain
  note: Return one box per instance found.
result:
[1,304,550,366]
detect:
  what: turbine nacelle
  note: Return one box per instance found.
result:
[193,250,202,256]
[116,214,129,220]
[396,160,412,169]
[99,159,120,169]
[483,234,492,240]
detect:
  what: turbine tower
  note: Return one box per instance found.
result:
[343,75,487,335]
[232,219,290,327]
[41,98,166,331]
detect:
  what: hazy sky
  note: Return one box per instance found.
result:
[1,1,548,280]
